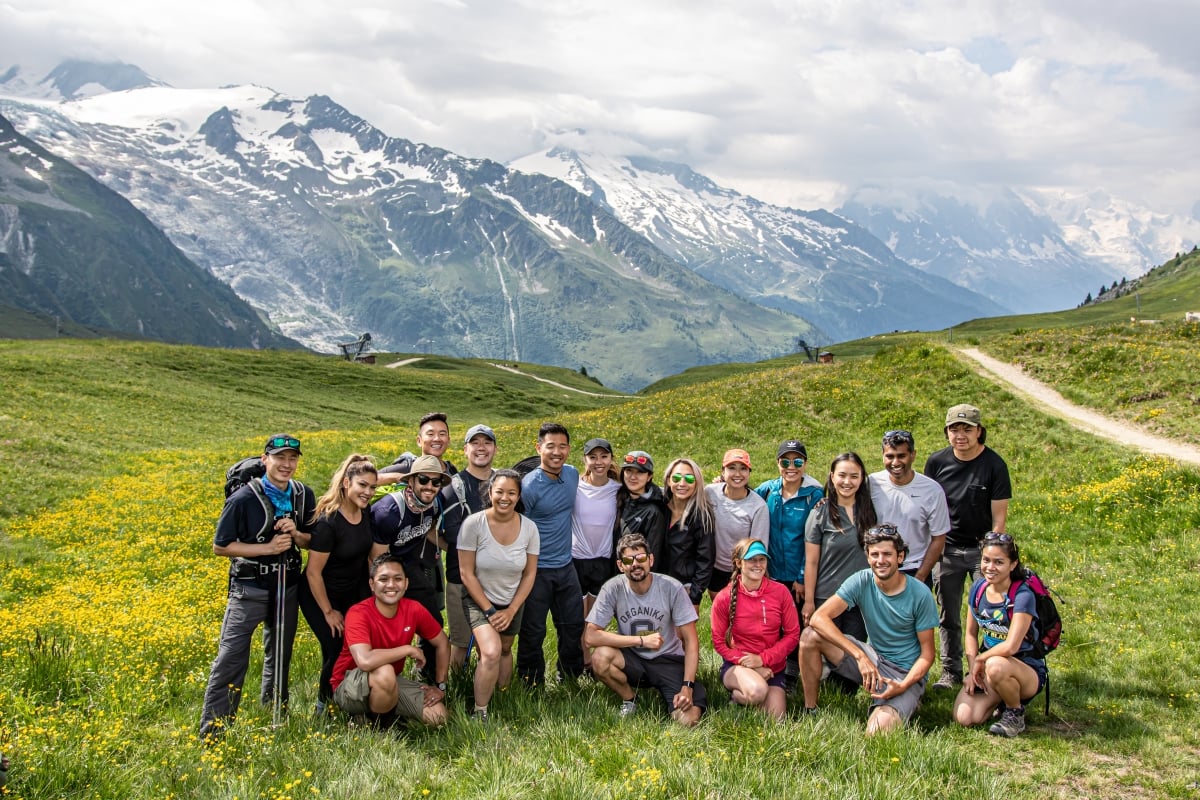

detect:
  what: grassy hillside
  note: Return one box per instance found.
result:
[0,339,625,525]
[1,340,1198,798]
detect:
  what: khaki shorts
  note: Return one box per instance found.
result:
[444,582,472,648]
[333,668,428,720]
[464,593,525,635]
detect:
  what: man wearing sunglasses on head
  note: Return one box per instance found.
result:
[868,430,950,588]
[200,434,315,741]
[585,533,706,726]
[370,454,451,683]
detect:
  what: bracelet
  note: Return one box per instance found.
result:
[638,634,644,645]
[484,606,498,618]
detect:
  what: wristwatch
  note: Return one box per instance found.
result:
[436,681,447,692]
[484,606,498,618]
[681,680,696,689]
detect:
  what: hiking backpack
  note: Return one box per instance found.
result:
[973,570,1063,712]
[224,456,267,498]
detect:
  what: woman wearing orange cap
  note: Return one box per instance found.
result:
[704,449,769,595]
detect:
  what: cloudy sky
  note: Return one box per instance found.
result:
[4,0,1199,214]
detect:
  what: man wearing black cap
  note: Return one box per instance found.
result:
[438,424,498,670]
[200,434,316,740]
[924,404,1012,690]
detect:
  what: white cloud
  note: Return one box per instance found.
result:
[2,0,1197,212]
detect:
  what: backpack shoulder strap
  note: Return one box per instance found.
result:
[245,479,273,540]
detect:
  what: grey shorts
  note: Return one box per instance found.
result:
[829,636,926,723]
[444,582,472,648]
[333,668,427,720]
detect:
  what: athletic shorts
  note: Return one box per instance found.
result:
[708,568,732,593]
[574,557,615,597]
[719,661,787,690]
[828,636,926,723]
[444,582,471,648]
[333,668,426,720]
[620,650,708,713]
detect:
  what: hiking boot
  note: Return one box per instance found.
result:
[931,674,961,691]
[988,706,1026,737]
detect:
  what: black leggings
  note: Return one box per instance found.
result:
[298,578,367,702]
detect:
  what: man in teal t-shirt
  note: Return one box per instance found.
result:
[798,523,938,734]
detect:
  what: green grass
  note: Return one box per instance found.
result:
[0,339,624,526]
[2,339,1200,799]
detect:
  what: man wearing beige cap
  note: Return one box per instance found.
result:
[924,404,1012,690]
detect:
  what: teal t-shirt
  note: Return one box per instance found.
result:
[836,569,939,671]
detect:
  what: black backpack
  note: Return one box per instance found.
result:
[225,456,266,498]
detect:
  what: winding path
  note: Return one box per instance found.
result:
[957,347,1200,466]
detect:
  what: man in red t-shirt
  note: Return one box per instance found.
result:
[331,554,450,726]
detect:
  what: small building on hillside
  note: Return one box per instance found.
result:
[818,351,835,364]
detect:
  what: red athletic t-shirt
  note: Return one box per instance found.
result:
[330,596,443,690]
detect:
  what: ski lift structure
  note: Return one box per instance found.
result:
[336,332,375,364]
[796,338,834,364]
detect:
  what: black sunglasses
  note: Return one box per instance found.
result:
[413,474,442,486]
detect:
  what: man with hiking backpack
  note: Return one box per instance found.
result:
[437,424,498,671]
[200,434,315,740]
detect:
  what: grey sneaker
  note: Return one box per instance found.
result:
[619,699,637,718]
[931,674,961,691]
[988,706,1026,737]
[472,708,489,723]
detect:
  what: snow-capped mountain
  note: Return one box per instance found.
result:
[0,60,163,102]
[511,146,1006,340]
[0,112,296,349]
[1022,188,1200,281]
[0,72,812,390]
[837,185,1127,313]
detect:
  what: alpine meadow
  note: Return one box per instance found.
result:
[2,254,1200,799]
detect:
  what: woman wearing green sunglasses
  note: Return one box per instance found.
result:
[661,457,716,614]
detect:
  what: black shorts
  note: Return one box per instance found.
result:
[574,557,615,597]
[708,568,732,593]
[621,650,707,712]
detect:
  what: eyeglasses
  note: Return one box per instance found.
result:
[619,553,650,565]
[624,454,650,466]
[983,532,1013,544]
[413,474,442,486]
[671,473,696,484]
[268,436,301,449]
[882,430,915,446]
[779,458,805,468]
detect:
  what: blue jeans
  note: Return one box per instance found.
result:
[516,563,585,685]
[199,578,298,737]
[934,544,982,681]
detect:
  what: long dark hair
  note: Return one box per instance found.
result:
[823,452,876,544]
[981,533,1029,582]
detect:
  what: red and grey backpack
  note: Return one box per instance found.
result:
[973,570,1064,712]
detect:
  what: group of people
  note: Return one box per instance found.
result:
[199,403,1046,739]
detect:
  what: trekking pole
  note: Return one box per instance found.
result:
[272,547,287,727]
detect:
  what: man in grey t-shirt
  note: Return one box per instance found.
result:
[585,534,706,726]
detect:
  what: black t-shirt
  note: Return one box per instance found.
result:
[306,509,373,606]
[438,470,491,584]
[214,479,315,580]
[924,446,1012,547]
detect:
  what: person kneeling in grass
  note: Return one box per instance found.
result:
[585,534,706,726]
[951,532,1046,738]
[330,554,450,727]
[799,524,938,735]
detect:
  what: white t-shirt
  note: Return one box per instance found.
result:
[868,471,950,570]
[457,512,540,605]
[572,479,620,560]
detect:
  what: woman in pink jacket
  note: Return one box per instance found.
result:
[710,538,801,720]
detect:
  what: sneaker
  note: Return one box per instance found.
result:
[619,699,637,718]
[988,706,1026,738]
[931,674,961,691]
[472,708,489,723]
[314,700,328,717]
[799,706,820,718]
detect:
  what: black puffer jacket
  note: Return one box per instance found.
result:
[615,483,669,567]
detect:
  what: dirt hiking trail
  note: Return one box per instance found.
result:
[957,348,1200,467]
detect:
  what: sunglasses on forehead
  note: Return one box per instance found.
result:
[983,531,1014,544]
[268,436,301,449]
[624,454,650,466]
